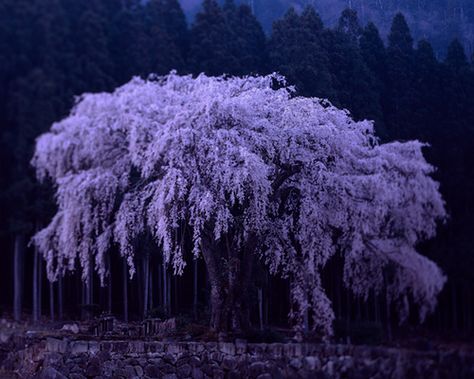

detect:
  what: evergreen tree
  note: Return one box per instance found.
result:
[386,13,415,140]
[145,0,185,75]
[360,22,386,85]
[223,0,267,75]
[445,39,469,73]
[412,40,443,141]
[109,0,151,84]
[161,0,189,62]
[188,0,234,75]
[359,22,387,136]
[67,1,115,93]
[337,8,362,44]
[325,10,381,124]
[268,6,334,98]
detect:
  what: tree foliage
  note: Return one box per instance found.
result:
[33,73,446,335]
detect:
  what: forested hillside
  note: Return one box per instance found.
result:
[183,0,474,55]
[0,0,473,340]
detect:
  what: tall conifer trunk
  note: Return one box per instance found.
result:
[49,281,55,321]
[58,276,63,320]
[107,254,112,315]
[193,259,198,319]
[38,258,42,320]
[32,245,39,323]
[13,233,25,322]
[143,254,150,318]
[163,260,168,316]
[123,259,128,322]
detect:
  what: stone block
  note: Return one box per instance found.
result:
[70,341,88,354]
[46,338,68,354]
[177,363,192,377]
[218,342,236,356]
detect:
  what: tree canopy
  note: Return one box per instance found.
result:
[32,73,446,335]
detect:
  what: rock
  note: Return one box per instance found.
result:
[101,361,115,377]
[323,360,335,377]
[134,365,144,376]
[38,367,68,379]
[144,364,160,378]
[123,365,136,378]
[163,374,178,379]
[212,368,225,379]
[289,358,302,370]
[256,374,272,379]
[222,357,237,370]
[339,355,354,373]
[192,367,204,379]
[69,364,82,374]
[0,331,11,343]
[189,355,201,366]
[85,362,101,377]
[218,342,236,355]
[249,362,266,377]
[177,363,192,377]
[235,339,247,354]
[159,363,175,374]
[114,367,128,377]
[209,351,223,363]
[70,341,88,354]
[304,356,321,371]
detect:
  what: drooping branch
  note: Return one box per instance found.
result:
[32,73,447,336]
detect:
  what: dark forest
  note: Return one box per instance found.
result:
[0,0,473,348]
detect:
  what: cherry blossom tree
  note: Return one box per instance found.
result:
[32,73,446,335]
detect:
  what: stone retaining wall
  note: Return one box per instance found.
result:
[4,338,474,379]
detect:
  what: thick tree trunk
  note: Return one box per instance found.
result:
[201,233,254,333]
[13,233,25,322]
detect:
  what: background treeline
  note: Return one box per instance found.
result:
[0,0,473,342]
[183,0,474,57]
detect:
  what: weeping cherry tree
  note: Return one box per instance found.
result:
[32,73,446,336]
